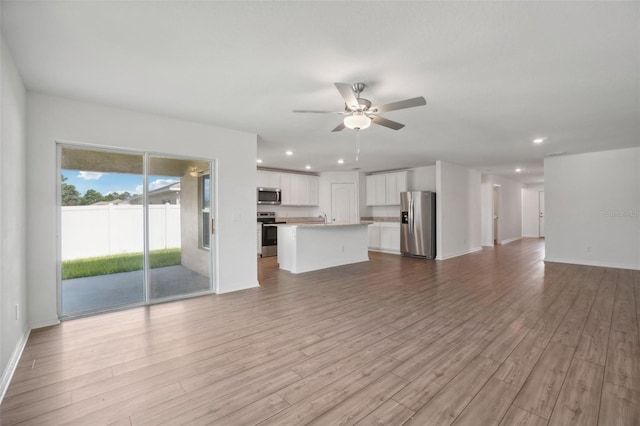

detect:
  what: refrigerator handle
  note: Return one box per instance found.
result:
[409,198,414,234]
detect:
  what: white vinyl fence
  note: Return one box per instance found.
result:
[61,204,181,260]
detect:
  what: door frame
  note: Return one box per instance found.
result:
[56,142,217,319]
[538,190,545,238]
[492,184,501,245]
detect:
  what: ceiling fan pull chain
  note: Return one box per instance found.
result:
[355,131,361,162]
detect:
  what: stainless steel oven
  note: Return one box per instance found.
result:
[257,212,280,257]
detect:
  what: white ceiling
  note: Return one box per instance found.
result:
[2,1,639,184]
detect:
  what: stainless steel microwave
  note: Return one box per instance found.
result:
[257,187,281,205]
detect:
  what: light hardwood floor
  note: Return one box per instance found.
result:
[2,238,639,425]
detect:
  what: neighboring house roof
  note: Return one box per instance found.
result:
[126,181,181,204]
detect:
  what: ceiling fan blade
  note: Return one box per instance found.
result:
[371,115,405,130]
[293,109,348,114]
[335,83,360,111]
[331,122,346,132]
[371,96,426,113]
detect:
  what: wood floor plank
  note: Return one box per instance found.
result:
[277,337,399,405]
[2,240,633,426]
[405,355,501,425]
[548,358,604,426]
[207,393,290,426]
[493,335,545,388]
[451,377,519,426]
[391,338,488,411]
[131,366,300,426]
[499,406,548,426]
[259,356,401,425]
[598,381,640,426]
[605,270,640,393]
[306,372,408,426]
[512,341,575,419]
[355,399,414,426]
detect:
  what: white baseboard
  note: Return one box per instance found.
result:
[499,237,522,245]
[544,257,640,271]
[439,246,483,260]
[368,248,401,256]
[216,280,260,294]
[0,327,31,404]
[29,318,60,330]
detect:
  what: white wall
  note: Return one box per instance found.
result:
[436,161,482,260]
[545,148,640,270]
[1,35,29,400]
[480,178,494,246]
[409,165,436,192]
[26,93,258,328]
[522,184,544,238]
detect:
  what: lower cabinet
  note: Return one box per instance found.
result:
[368,225,381,249]
[367,222,401,254]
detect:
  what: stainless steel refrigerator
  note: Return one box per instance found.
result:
[400,191,436,259]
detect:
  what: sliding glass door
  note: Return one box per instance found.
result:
[147,156,212,301]
[59,145,214,318]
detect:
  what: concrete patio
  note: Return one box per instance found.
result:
[62,265,210,316]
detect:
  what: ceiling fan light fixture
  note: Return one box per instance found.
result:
[343,112,371,130]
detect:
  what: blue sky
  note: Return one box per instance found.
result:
[62,170,178,196]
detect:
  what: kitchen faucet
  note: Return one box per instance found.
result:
[320,212,327,224]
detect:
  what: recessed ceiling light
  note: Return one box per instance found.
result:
[515,168,522,173]
[305,165,311,170]
[256,159,263,164]
[337,159,344,164]
[285,150,293,156]
[533,137,546,144]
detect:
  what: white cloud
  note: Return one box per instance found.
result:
[149,178,178,190]
[133,179,179,195]
[77,171,106,180]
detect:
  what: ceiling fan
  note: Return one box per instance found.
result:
[293,82,426,132]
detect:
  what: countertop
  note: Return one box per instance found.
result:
[266,223,369,228]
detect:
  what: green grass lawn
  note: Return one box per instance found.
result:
[62,249,181,279]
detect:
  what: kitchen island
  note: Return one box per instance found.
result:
[273,223,369,274]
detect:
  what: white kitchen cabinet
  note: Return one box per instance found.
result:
[386,171,408,205]
[368,224,381,249]
[366,174,386,206]
[366,171,408,206]
[297,175,309,206]
[380,223,401,252]
[280,173,319,206]
[256,170,281,188]
[308,175,319,206]
[385,173,397,205]
[366,175,377,206]
[368,222,400,254]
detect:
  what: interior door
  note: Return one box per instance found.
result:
[331,183,357,224]
[539,191,545,237]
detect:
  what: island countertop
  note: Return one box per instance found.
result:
[265,223,369,228]
[276,223,369,273]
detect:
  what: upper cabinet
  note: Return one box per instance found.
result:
[256,170,281,188]
[260,169,319,206]
[366,171,408,206]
